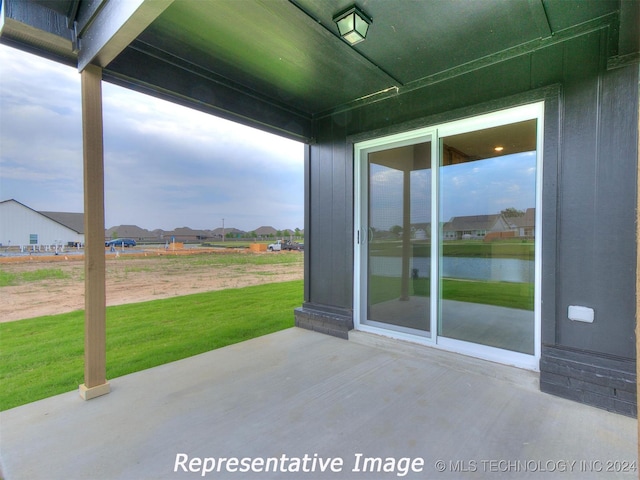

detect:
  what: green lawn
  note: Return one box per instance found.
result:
[0,267,70,286]
[369,275,533,311]
[442,241,534,260]
[442,278,534,310]
[176,251,302,266]
[369,240,534,259]
[0,280,302,411]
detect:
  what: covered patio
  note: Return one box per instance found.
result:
[1,328,636,479]
[1,2,638,477]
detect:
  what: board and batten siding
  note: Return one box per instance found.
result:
[298,28,638,416]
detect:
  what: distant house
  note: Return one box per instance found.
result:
[105,224,154,242]
[0,199,84,246]
[443,214,511,240]
[211,227,245,239]
[507,208,536,238]
[411,222,431,240]
[284,229,305,238]
[254,226,277,238]
[164,227,213,242]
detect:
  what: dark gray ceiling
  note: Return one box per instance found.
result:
[128,0,624,116]
[1,0,635,142]
[135,0,398,116]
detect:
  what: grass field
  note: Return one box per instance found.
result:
[163,250,303,266]
[1,248,531,411]
[370,240,535,259]
[0,268,70,286]
[0,280,303,411]
[369,275,533,311]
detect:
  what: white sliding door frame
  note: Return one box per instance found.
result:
[353,101,544,370]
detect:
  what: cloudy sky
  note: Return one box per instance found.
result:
[370,151,536,230]
[440,152,536,221]
[0,45,304,232]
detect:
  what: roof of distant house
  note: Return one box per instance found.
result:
[105,224,152,238]
[179,227,212,236]
[444,214,504,231]
[39,211,85,234]
[254,226,277,235]
[211,227,245,235]
[507,208,536,228]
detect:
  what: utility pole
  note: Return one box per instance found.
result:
[222,218,225,242]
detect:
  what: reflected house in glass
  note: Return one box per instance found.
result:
[508,208,536,239]
[443,214,512,241]
[1,0,637,417]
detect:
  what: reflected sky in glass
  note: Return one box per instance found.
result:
[369,151,535,230]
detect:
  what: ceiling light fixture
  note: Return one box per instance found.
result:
[333,5,372,45]
[494,146,504,152]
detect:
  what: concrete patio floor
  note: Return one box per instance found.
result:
[1,327,636,479]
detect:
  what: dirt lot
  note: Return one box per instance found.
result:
[0,249,303,322]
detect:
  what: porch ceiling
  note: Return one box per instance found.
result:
[1,0,636,142]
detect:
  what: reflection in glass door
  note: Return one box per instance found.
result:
[439,120,537,355]
[365,141,431,335]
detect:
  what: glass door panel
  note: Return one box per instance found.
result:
[366,141,431,334]
[439,120,537,354]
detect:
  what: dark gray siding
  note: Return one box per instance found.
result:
[304,27,638,367]
[305,116,353,315]
[556,63,638,357]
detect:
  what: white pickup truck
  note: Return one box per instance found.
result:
[268,240,303,251]
[268,240,283,251]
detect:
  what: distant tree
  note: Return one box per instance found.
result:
[112,231,118,240]
[390,225,403,236]
[294,228,301,236]
[276,230,283,238]
[500,207,525,217]
[250,231,257,239]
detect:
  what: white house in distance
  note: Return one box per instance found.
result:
[442,214,512,240]
[0,199,84,247]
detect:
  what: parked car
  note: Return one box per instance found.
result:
[106,238,136,247]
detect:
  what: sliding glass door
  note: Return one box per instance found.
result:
[354,103,543,367]
[366,140,432,335]
[438,120,537,355]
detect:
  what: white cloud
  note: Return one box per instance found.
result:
[0,45,304,232]
[441,152,536,219]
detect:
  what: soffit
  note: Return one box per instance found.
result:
[133,0,396,116]
[1,0,630,141]
[122,0,622,117]
[444,120,537,161]
[295,0,544,85]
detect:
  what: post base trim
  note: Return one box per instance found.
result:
[79,382,111,400]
